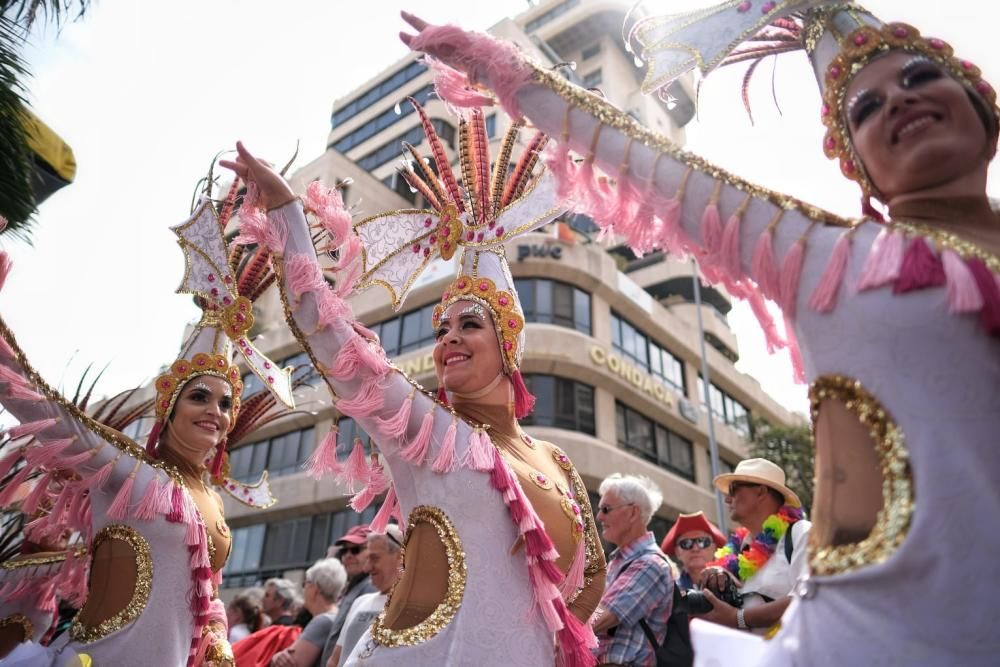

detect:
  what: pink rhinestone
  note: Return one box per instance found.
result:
[264,362,271,369]
[503,341,513,350]
[761,1,775,13]
[737,0,751,12]
[235,313,245,322]
[424,217,432,227]
[442,213,450,223]
[479,281,489,291]
[443,241,451,250]
[467,230,475,241]
[977,81,992,94]
[477,232,484,242]
[573,505,581,515]
[821,103,830,117]
[267,376,275,384]
[210,288,219,297]
[224,276,233,284]
[429,236,436,245]
[498,296,509,306]
[825,136,836,150]
[222,296,232,305]
[524,435,532,443]
[495,227,504,237]
[536,474,546,483]
[829,65,841,79]
[892,26,908,38]
[160,400,170,408]
[961,60,974,70]
[423,247,431,257]
[853,33,868,46]
[443,291,451,300]
[207,273,216,282]
[508,319,517,327]
[412,244,421,253]
[488,221,496,229]
[246,348,253,356]
[929,38,944,49]
[843,159,856,174]
[458,280,467,288]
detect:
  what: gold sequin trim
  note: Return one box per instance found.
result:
[0,317,186,487]
[0,614,33,641]
[527,63,852,228]
[888,219,1000,274]
[70,524,153,643]
[808,375,913,576]
[371,505,466,647]
[563,453,605,578]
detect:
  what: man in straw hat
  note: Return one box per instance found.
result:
[695,459,811,636]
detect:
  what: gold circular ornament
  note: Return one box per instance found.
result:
[528,470,554,490]
[551,446,572,471]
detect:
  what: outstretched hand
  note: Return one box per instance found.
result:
[398,11,459,67]
[219,141,296,211]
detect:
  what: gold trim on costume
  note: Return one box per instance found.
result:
[0,614,34,641]
[888,219,1000,274]
[808,375,913,576]
[371,505,467,647]
[70,525,153,643]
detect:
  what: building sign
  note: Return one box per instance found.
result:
[517,244,562,261]
[396,352,436,378]
[589,346,675,408]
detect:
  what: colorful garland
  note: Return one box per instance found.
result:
[708,506,804,582]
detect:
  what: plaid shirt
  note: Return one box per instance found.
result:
[596,532,674,667]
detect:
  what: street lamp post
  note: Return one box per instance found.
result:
[691,259,728,532]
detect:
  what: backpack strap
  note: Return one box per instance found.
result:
[617,551,676,652]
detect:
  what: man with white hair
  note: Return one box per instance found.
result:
[270,558,348,667]
[592,473,674,667]
[331,524,404,666]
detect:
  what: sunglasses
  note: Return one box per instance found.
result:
[337,544,365,558]
[727,482,761,497]
[597,503,635,515]
[677,536,714,550]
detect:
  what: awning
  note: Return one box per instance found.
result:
[21,108,76,205]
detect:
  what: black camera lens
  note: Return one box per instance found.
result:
[679,590,715,615]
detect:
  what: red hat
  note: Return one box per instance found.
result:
[660,512,726,555]
[335,524,371,546]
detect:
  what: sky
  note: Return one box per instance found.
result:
[4,0,998,418]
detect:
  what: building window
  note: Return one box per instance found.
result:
[525,0,580,32]
[336,417,372,459]
[222,504,380,588]
[514,278,592,335]
[331,60,428,128]
[227,426,316,482]
[485,114,497,138]
[583,69,603,88]
[521,375,596,435]
[610,312,686,392]
[368,302,437,358]
[330,84,435,154]
[615,402,694,480]
[383,173,417,204]
[697,377,752,438]
[280,350,319,385]
[356,117,455,173]
[581,42,601,60]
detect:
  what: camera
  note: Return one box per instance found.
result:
[678,576,743,615]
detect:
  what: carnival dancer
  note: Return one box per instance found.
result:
[220,98,605,665]
[0,174,301,666]
[400,2,1000,664]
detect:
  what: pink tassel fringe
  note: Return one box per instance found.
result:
[857,228,905,290]
[306,428,343,479]
[400,411,434,465]
[432,419,458,473]
[942,250,984,313]
[808,231,851,312]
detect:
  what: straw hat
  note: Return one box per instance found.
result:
[660,511,726,555]
[713,458,801,508]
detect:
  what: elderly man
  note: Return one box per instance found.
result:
[263,578,300,626]
[661,512,726,592]
[592,474,674,667]
[270,558,348,667]
[697,458,812,636]
[330,524,404,666]
[318,524,377,661]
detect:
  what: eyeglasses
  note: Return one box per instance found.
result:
[677,536,714,550]
[597,503,635,515]
[337,544,365,558]
[727,482,761,497]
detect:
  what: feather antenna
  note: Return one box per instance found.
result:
[502,130,548,208]
[470,110,491,225]
[403,142,451,208]
[458,120,478,222]
[408,98,464,210]
[491,119,523,219]
[399,167,442,211]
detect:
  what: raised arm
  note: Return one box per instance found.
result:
[221,145,483,475]
[401,16,863,368]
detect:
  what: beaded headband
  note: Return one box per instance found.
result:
[432,274,524,373]
[819,22,999,198]
[152,352,243,428]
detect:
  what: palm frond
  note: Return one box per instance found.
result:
[0,15,35,239]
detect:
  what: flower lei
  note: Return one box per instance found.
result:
[708,506,804,582]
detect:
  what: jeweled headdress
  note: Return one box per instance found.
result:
[626,1,998,205]
[353,99,565,414]
[147,175,296,505]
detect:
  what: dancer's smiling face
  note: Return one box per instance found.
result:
[845,51,995,200]
[165,375,233,458]
[433,300,504,395]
